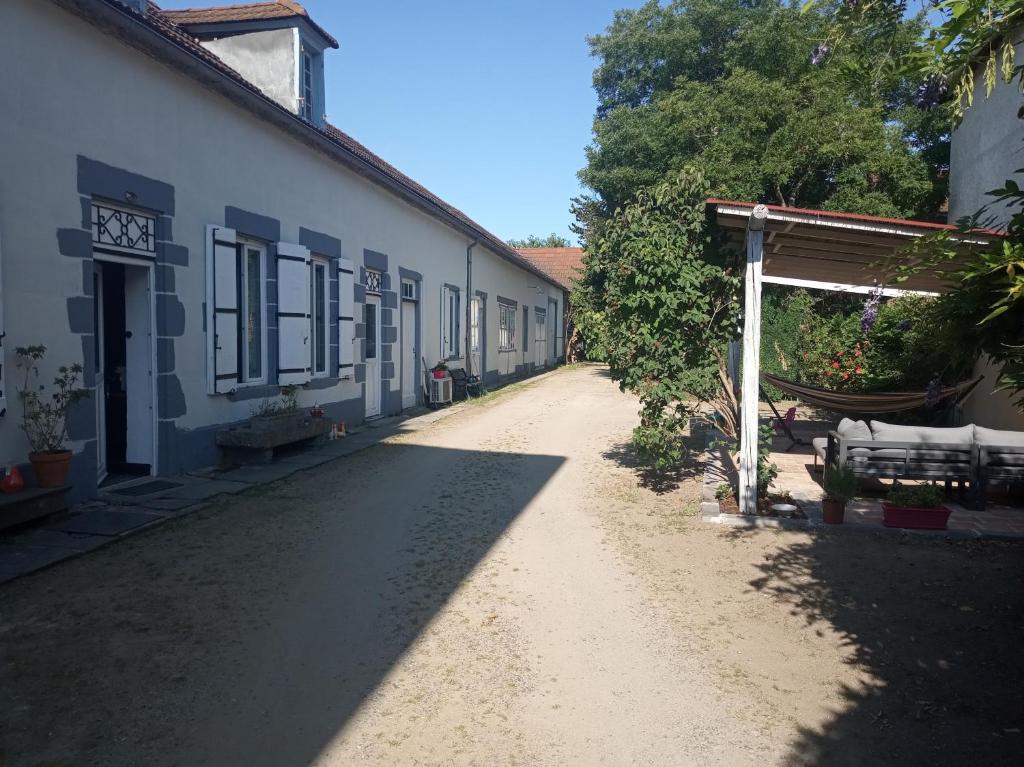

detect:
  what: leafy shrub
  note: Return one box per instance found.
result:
[577,167,742,468]
[823,465,859,504]
[886,481,944,509]
[756,422,778,498]
[715,483,735,501]
[761,287,978,397]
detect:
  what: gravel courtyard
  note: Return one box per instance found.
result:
[2,364,1022,766]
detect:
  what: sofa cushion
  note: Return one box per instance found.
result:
[974,426,1024,447]
[869,421,974,446]
[812,437,827,460]
[837,417,872,441]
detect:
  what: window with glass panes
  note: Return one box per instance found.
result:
[498,302,516,351]
[239,239,266,383]
[310,256,329,376]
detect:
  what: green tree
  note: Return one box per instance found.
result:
[507,233,572,248]
[577,0,949,221]
[578,168,741,467]
[816,0,1024,410]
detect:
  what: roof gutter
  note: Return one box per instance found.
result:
[52,0,558,286]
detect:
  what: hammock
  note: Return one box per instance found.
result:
[760,372,983,415]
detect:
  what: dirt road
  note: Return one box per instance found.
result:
[2,365,1021,766]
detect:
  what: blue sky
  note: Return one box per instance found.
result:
[159,0,648,244]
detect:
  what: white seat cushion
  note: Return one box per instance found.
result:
[974,426,1024,447]
[812,437,827,460]
[869,421,974,446]
[837,417,872,441]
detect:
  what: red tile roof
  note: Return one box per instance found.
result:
[515,248,584,291]
[89,1,555,284]
[158,1,338,48]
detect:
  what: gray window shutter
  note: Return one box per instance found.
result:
[0,227,5,417]
[206,225,239,394]
[337,257,355,377]
[276,241,312,386]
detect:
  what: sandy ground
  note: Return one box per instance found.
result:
[2,364,1022,766]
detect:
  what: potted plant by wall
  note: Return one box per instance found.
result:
[15,345,87,488]
[882,482,951,530]
[822,465,859,525]
[431,361,449,380]
[250,385,301,431]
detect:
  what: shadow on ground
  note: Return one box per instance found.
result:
[0,443,564,766]
[601,437,702,494]
[724,526,1024,766]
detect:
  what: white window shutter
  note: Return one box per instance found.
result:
[206,225,239,394]
[337,257,355,377]
[276,241,311,386]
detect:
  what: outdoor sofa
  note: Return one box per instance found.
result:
[814,419,1024,510]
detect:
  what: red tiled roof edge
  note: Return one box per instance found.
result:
[515,247,584,291]
[158,1,338,48]
[707,199,1005,237]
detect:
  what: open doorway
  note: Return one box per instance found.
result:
[94,258,155,485]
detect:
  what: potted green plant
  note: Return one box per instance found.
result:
[882,482,950,530]
[431,361,449,380]
[15,345,87,488]
[822,465,859,525]
[251,385,302,431]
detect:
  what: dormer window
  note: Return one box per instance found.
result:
[300,47,314,121]
[160,2,336,126]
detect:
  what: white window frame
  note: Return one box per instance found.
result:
[238,238,268,386]
[310,255,331,378]
[300,48,314,121]
[498,302,517,352]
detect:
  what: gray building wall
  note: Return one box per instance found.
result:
[0,0,563,498]
[202,28,299,116]
[949,31,1024,228]
[949,30,1024,431]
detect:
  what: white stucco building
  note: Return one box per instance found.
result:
[0,0,566,499]
[949,26,1024,430]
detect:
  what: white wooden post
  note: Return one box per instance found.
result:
[739,205,768,515]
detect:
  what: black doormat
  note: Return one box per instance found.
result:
[107,479,183,497]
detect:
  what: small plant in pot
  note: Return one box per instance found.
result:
[882,482,950,530]
[431,361,449,379]
[252,385,301,426]
[15,345,88,488]
[822,465,859,525]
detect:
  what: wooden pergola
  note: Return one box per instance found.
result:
[708,200,999,515]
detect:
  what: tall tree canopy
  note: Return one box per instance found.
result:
[576,0,950,223]
[507,234,573,248]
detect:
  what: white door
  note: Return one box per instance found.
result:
[547,307,557,365]
[535,310,546,368]
[94,263,107,482]
[124,264,154,468]
[401,299,416,409]
[470,296,481,379]
[364,294,381,418]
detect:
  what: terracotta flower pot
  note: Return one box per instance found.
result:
[29,450,73,488]
[822,498,846,525]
